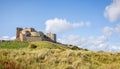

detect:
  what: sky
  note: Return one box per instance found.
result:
[0,0,120,52]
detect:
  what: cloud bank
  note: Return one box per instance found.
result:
[58,35,120,52]
[0,36,15,40]
[45,18,91,33]
[58,23,120,53]
[58,35,108,48]
[103,24,120,36]
[104,0,120,22]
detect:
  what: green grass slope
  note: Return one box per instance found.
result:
[0,41,120,69]
[0,41,28,49]
[28,41,71,50]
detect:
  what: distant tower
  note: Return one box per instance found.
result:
[16,27,23,40]
[46,33,56,42]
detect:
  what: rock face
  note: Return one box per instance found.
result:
[16,27,56,42]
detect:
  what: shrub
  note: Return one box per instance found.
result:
[29,44,37,49]
[69,46,81,50]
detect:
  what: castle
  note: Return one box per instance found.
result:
[16,27,56,42]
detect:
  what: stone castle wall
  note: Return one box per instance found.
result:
[26,37,43,41]
[46,33,56,42]
[16,27,56,42]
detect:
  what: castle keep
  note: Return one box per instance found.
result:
[16,27,56,42]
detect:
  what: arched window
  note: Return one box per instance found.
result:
[25,31,31,37]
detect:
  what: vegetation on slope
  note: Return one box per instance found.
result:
[28,41,71,50]
[0,41,120,69]
[0,41,28,49]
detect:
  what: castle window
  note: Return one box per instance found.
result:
[25,31,31,37]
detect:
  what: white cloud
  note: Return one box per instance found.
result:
[112,46,120,50]
[114,24,120,35]
[45,18,91,33]
[104,0,120,22]
[58,35,86,46]
[102,26,113,36]
[58,35,108,50]
[0,36,16,40]
[103,24,120,36]
[0,36,10,40]
[107,45,120,53]
[10,36,16,40]
[91,36,108,45]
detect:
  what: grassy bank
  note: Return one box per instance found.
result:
[0,41,120,69]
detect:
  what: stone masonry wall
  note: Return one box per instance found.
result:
[26,37,43,41]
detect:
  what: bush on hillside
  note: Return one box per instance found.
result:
[29,44,37,49]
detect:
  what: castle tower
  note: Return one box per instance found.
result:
[46,33,56,42]
[20,33,26,41]
[16,27,23,40]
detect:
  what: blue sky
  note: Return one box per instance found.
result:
[0,0,120,52]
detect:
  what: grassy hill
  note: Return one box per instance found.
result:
[0,41,120,69]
